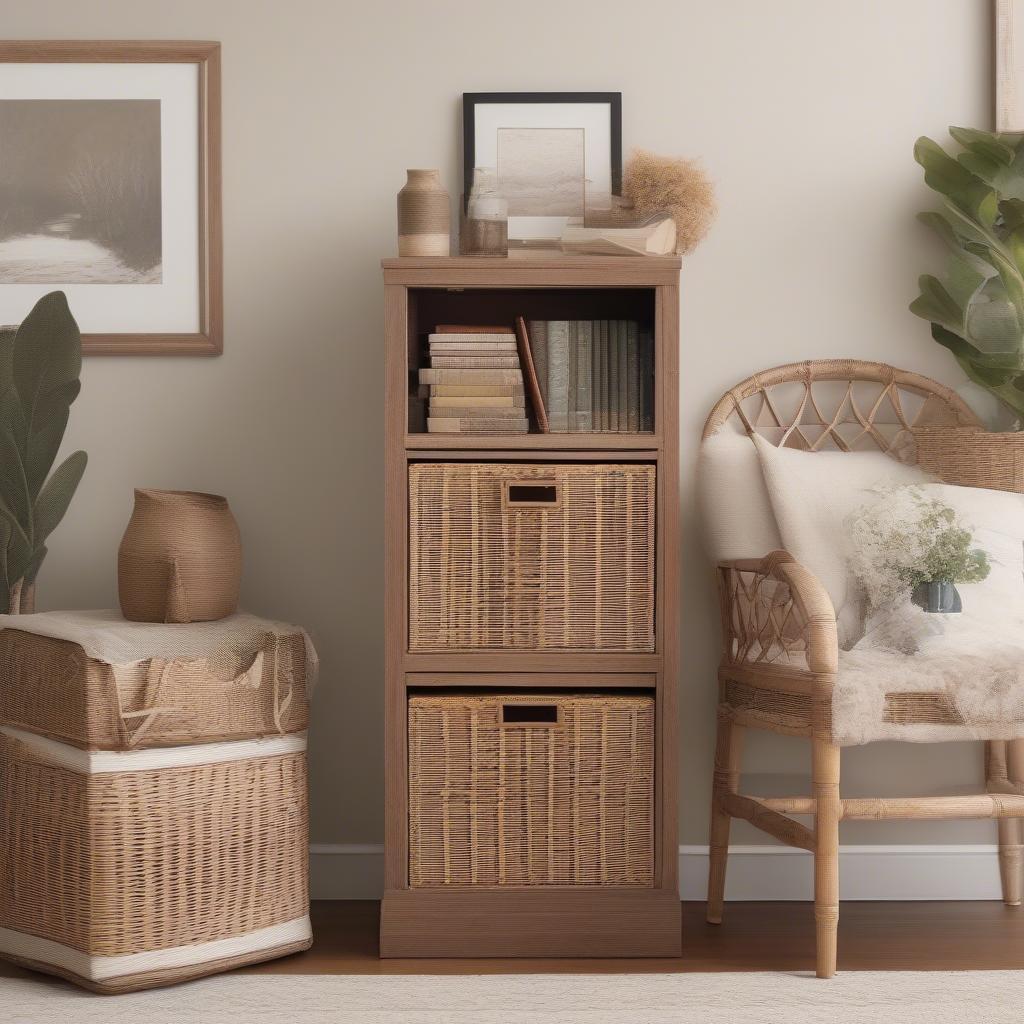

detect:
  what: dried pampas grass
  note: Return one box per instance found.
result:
[622,149,717,255]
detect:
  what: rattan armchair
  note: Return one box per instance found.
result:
[702,359,1024,978]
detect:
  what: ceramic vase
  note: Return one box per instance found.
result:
[397,169,450,256]
[911,580,962,614]
[118,489,242,623]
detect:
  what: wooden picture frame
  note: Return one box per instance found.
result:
[0,41,222,355]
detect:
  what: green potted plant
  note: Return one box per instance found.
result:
[847,486,990,613]
[909,128,1024,489]
[0,291,88,614]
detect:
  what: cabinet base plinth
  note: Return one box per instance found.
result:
[379,887,682,958]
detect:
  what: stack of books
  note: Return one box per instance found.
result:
[419,325,529,434]
[525,320,653,433]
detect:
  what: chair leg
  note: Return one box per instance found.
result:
[707,712,743,924]
[813,737,841,979]
[1002,740,1024,907]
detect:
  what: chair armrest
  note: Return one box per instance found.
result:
[716,551,838,677]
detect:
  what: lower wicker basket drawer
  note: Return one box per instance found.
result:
[408,693,655,888]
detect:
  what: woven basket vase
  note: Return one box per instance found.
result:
[118,490,242,623]
[397,169,450,257]
[911,426,1024,494]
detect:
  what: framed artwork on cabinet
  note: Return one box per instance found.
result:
[462,92,621,244]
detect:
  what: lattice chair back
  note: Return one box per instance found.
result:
[702,359,979,456]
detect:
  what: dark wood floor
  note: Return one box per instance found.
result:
[2,900,1021,984]
[238,900,1024,974]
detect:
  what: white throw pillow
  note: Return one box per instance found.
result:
[752,434,929,646]
[697,429,783,562]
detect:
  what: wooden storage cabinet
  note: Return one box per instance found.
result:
[383,256,682,957]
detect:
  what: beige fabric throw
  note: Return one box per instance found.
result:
[0,610,318,690]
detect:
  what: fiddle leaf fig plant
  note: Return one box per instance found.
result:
[0,291,87,614]
[911,127,1024,425]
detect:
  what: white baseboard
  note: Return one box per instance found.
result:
[309,843,1004,901]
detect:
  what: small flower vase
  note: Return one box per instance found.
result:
[459,167,508,256]
[397,169,450,257]
[911,580,962,614]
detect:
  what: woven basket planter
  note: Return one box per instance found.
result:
[408,693,655,888]
[912,426,1024,494]
[408,463,656,651]
[0,727,310,993]
[0,627,309,751]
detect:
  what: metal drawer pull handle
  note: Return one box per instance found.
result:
[501,703,561,727]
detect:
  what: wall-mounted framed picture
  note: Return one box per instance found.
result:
[997,0,1024,130]
[462,92,621,245]
[0,41,222,355]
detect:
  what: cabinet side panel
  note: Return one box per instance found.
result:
[656,281,681,893]
[384,282,409,889]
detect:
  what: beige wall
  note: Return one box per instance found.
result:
[4,0,996,864]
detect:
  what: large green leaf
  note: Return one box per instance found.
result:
[0,425,31,542]
[0,292,86,593]
[950,126,1024,201]
[965,281,1022,355]
[914,136,1000,226]
[910,274,967,336]
[33,450,87,545]
[0,518,10,615]
[930,322,1023,371]
[12,291,82,501]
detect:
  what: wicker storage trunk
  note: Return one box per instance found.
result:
[408,463,656,652]
[0,727,311,993]
[0,627,308,751]
[408,693,655,888]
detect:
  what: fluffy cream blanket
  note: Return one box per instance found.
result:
[835,601,1024,745]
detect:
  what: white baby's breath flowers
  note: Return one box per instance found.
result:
[846,486,990,611]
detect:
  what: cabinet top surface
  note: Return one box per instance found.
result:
[381,252,682,273]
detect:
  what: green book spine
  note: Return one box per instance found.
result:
[528,319,548,408]
[617,320,629,433]
[626,320,640,432]
[546,320,571,432]
[575,321,593,432]
[608,320,620,430]
[640,327,654,432]
[567,321,579,432]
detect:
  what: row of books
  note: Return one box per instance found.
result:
[526,319,653,433]
[415,319,654,434]
[419,325,529,434]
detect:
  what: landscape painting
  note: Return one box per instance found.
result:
[496,127,585,218]
[0,99,162,284]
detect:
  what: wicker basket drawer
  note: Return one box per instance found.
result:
[408,463,656,651]
[408,692,655,888]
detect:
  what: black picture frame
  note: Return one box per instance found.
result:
[462,92,622,216]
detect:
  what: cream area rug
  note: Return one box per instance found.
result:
[6,971,1024,1024]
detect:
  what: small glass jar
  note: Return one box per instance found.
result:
[460,167,508,257]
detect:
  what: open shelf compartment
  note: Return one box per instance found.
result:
[407,287,658,439]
